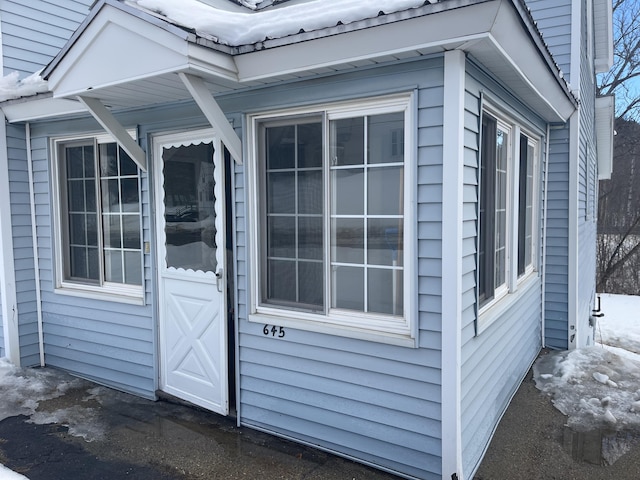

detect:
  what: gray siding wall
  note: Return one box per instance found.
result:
[577,0,597,345]
[528,0,573,348]
[30,114,155,397]
[460,62,546,476]
[1,0,91,78]
[7,123,39,366]
[0,285,3,357]
[526,0,573,82]
[231,58,445,480]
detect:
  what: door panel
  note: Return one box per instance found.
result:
[155,131,228,414]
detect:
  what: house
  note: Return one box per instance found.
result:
[0,0,614,478]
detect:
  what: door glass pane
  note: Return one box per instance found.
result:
[163,142,217,273]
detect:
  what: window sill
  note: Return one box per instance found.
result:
[55,282,145,306]
[476,274,540,335]
[248,310,417,348]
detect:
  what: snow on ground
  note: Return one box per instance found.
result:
[534,294,640,436]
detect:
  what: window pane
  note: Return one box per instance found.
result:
[104,249,123,283]
[298,170,322,214]
[268,216,295,258]
[85,180,96,212]
[298,216,322,260]
[124,251,143,286]
[333,266,364,311]
[267,125,295,169]
[87,247,100,280]
[69,214,86,245]
[299,261,323,307]
[99,143,118,176]
[368,268,403,315]
[332,168,364,215]
[70,246,87,279]
[368,112,404,164]
[297,123,322,168]
[122,215,141,250]
[268,259,297,302]
[103,215,121,248]
[267,172,295,214]
[119,148,138,176]
[332,118,364,166]
[121,179,139,212]
[368,166,403,216]
[68,181,85,211]
[368,218,403,267]
[332,218,364,264]
[101,179,120,213]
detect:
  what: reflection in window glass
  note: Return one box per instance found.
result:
[163,142,217,273]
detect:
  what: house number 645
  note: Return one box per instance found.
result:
[263,325,285,338]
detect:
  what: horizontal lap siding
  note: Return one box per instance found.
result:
[577,5,597,345]
[544,127,570,349]
[0,289,3,357]
[29,122,156,398]
[1,0,91,77]
[233,58,445,480]
[461,66,545,476]
[6,124,39,366]
[527,0,572,349]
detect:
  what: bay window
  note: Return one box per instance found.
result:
[479,109,539,311]
[249,95,413,340]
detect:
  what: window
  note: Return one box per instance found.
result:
[479,110,538,310]
[248,95,414,341]
[53,134,143,301]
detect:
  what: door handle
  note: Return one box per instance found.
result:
[215,268,224,293]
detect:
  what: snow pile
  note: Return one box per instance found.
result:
[534,294,640,433]
[0,358,80,422]
[0,71,49,103]
[0,464,29,480]
[126,0,429,45]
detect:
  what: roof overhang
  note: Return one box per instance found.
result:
[8,0,574,128]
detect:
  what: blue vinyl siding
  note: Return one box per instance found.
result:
[231,58,445,480]
[461,62,547,477]
[526,0,573,81]
[0,292,3,357]
[28,115,155,398]
[6,123,40,366]
[1,0,92,77]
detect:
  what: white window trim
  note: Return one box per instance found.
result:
[51,131,145,305]
[246,93,417,347]
[477,105,542,333]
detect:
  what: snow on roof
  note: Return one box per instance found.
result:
[0,71,49,103]
[124,0,434,46]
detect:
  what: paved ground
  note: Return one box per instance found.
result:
[475,352,640,479]
[0,369,400,480]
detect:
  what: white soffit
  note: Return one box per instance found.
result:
[594,0,614,73]
[595,95,614,180]
[1,96,86,123]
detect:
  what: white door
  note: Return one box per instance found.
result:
[155,130,228,414]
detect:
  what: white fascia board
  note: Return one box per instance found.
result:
[78,96,147,171]
[1,96,86,123]
[234,1,501,82]
[594,0,614,73]
[596,95,615,180]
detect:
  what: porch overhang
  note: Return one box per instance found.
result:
[29,0,574,145]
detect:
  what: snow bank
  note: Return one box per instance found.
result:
[0,464,29,480]
[126,0,428,45]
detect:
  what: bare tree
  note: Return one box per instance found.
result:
[598,0,640,119]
